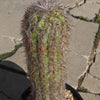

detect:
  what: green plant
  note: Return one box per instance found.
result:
[94,24,100,49]
[93,10,100,49]
[95,14,100,23]
[77,87,88,93]
[95,9,100,23]
[21,0,70,100]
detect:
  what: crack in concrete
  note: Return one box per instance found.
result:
[77,87,100,95]
[68,7,100,93]
[77,48,97,89]
[84,0,86,4]
[0,43,23,61]
[77,26,100,92]
[70,14,93,22]
[96,2,100,4]
[66,0,87,13]
[75,0,87,7]
[68,9,100,24]
[77,24,100,91]
[89,72,100,81]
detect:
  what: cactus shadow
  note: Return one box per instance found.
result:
[0,60,31,100]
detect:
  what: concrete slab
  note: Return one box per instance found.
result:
[69,16,99,55]
[67,53,87,88]
[86,0,100,4]
[80,93,100,100]
[82,74,100,93]
[70,3,100,19]
[0,37,14,54]
[0,0,36,71]
[0,0,37,39]
[57,0,84,7]
[6,46,28,73]
[67,16,99,88]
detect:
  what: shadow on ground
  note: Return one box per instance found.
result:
[0,60,31,100]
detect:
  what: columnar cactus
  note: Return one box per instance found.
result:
[21,0,70,100]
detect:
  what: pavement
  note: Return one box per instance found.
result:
[0,0,100,100]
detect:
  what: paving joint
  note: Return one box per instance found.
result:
[0,43,23,61]
[69,14,94,22]
[89,72,100,81]
[68,5,100,24]
[77,30,99,90]
[77,87,100,96]
[67,0,87,13]
[68,7,100,92]
[77,28,100,95]
[68,13,100,24]
[77,51,96,90]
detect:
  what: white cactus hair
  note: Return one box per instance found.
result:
[34,0,63,10]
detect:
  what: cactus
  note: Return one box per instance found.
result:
[21,0,70,100]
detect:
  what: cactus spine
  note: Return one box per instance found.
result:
[21,0,70,100]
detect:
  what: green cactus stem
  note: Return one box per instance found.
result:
[21,0,70,100]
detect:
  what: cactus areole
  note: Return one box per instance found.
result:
[21,0,70,100]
